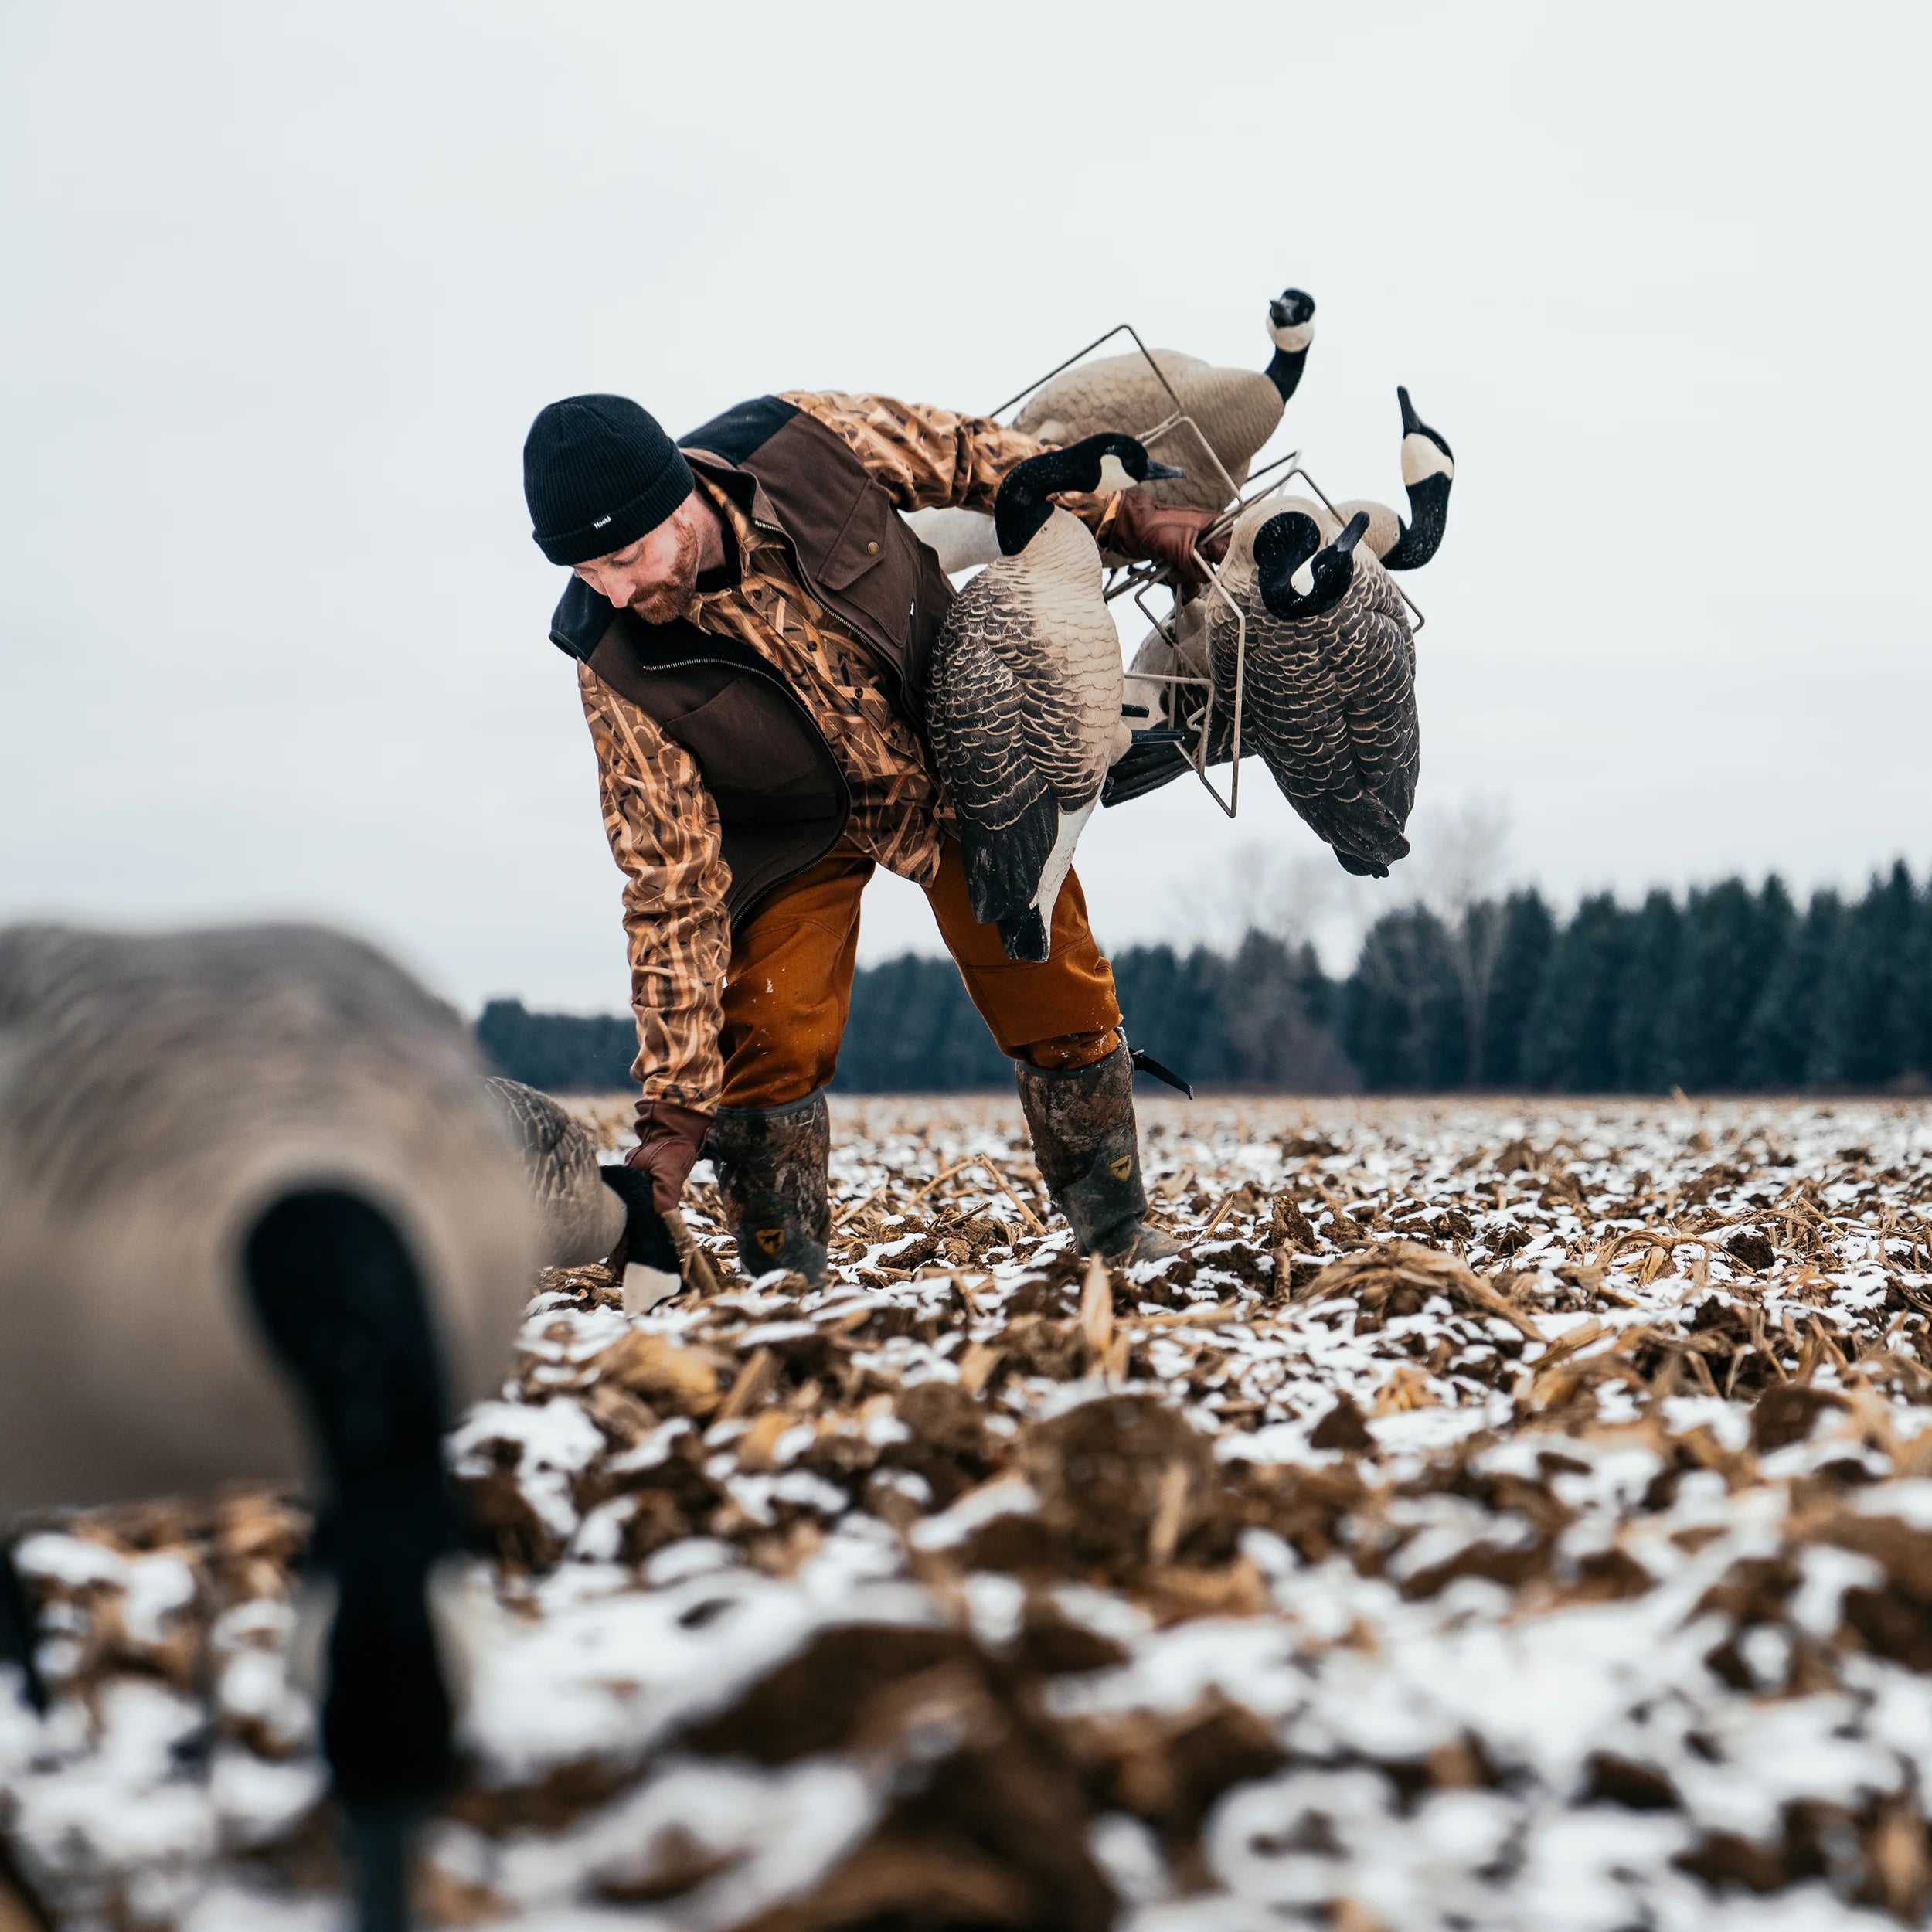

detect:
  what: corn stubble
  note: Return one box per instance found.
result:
[7,1096,1932,1929]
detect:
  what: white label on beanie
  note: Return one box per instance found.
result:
[594,513,612,528]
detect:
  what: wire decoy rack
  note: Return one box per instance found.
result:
[985,323,1426,820]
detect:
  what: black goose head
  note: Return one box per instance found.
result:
[1383,386,1454,570]
[993,433,1184,556]
[1255,509,1371,621]
[1265,287,1317,401]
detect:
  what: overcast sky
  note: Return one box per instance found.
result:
[4,1,1927,1014]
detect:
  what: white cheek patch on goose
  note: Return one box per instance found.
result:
[1290,560,1316,597]
[1402,434,1454,487]
[1093,454,1138,493]
[1269,319,1315,352]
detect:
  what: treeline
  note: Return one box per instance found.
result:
[1342,862,1932,1093]
[478,862,1932,1095]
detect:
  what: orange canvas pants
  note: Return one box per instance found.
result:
[719,838,1122,1107]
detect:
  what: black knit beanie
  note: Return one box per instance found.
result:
[523,394,694,566]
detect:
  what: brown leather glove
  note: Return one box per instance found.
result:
[1105,491,1230,587]
[626,1097,713,1214]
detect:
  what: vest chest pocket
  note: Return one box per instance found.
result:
[815,482,920,653]
[661,681,842,825]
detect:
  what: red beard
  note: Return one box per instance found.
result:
[629,515,702,623]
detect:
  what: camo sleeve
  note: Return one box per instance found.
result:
[780,391,1114,536]
[577,663,733,1111]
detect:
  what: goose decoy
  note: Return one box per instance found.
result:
[0,921,540,1932]
[486,1076,682,1307]
[1107,387,1451,818]
[927,433,1182,961]
[1107,502,1420,878]
[1011,287,1316,515]
[1238,505,1417,874]
[1332,386,1454,570]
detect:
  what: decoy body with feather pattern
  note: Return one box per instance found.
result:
[927,434,1182,961]
[488,1075,681,1308]
[1110,501,1420,877]
[1108,385,1450,839]
[1011,287,1316,515]
[0,923,541,1932]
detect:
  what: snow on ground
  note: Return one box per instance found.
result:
[5,1096,1932,1929]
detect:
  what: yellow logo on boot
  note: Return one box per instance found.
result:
[755,1226,785,1255]
[1109,1155,1132,1181]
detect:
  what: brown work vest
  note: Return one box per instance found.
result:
[548,396,956,928]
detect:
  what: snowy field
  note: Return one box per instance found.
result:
[5,1095,1932,1931]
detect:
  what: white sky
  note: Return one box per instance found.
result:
[4,1,1928,1012]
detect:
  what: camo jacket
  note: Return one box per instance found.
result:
[580,391,1114,1110]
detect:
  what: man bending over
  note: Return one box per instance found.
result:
[523,388,1217,1285]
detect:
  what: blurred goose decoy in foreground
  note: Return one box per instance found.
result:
[0,922,540,1932]
[927,433,1182,961]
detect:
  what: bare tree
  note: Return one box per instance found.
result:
[1405,798,1512,1084]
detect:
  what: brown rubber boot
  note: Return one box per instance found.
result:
[705,1090,832,1288]
[1015,1044,1181,1263]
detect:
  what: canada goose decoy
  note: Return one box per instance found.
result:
[1108,502,1420,877]
[486,1076,682,1308]
[1011,287,1316,515]
[1107,386,1450,815]
[1241,505,1417,874]
[1332,386,1454,570]
[927,433,1182,961]
[0,922,540,1932]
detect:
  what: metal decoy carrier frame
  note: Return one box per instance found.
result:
[987,324,1426,818]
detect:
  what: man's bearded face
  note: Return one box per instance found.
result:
[573,500,702,622]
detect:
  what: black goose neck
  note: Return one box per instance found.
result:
[1383,475,1450,570]
[995,445,1090,556]
[1265,343,1310,403]
[0,1538,49,1714]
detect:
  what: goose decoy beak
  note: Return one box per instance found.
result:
[1141,459,1186,481]
[1397,386,1453,463]
[1335,510,1372,555]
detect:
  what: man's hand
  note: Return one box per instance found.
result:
[627,1097,713,1214]
[1107,492,1230,587]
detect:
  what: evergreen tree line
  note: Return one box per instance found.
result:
[477,862,1932,1095]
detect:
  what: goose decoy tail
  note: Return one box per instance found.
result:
[243,1188,459,1932]
[996,905,1051,964]
[1264,287,1317,402]
[1382,386,1454,570]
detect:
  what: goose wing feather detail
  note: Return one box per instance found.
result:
[486,1076,625,1268]
[1209,544,1418,874]
[926,600,1062,931]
